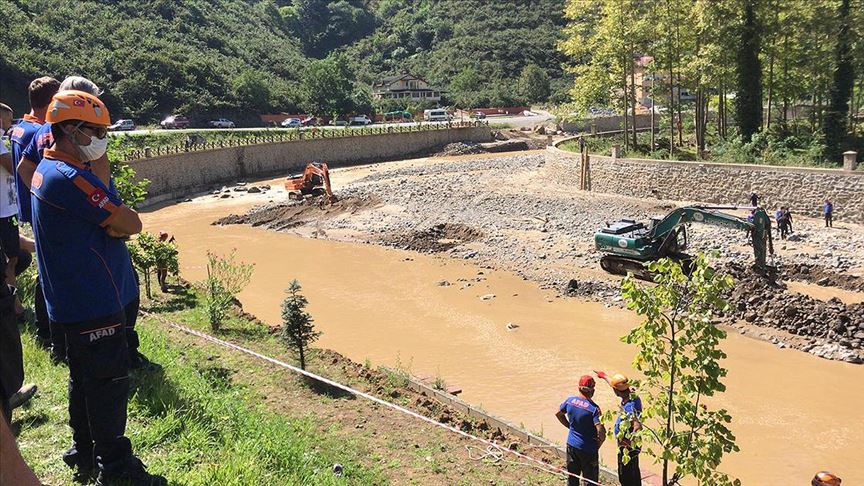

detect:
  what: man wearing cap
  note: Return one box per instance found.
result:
[556,375,606,486]
[596,371,643,486]
[30,90,165,485]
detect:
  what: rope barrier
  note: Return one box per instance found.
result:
[142,311,606,485]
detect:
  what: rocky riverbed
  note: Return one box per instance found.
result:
[216,152,864,363]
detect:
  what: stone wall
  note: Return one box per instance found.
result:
[546,145,864,223]
[132,126,491,206]
[560,114,655,133]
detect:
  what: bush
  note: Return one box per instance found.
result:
[200,250,254,331]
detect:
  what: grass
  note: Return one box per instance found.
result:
[13,306,383,485]
[12,283,566,485]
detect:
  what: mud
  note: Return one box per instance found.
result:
[385,223,484,253]
[215,195,380,232]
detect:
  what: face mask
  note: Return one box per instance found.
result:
[77,134,108,161]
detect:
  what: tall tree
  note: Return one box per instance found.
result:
[735,0,763,142]
[621,256,740,486]
[823,0,855,162]
[300,55,357,116]
[516,64,551,104]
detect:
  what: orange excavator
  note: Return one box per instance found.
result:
[284,161,336,203]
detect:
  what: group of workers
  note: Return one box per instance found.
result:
[556,371,843,486]
[1,76,166,485]
[749,192,837,239]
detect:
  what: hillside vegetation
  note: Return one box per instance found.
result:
[0,0,567,123]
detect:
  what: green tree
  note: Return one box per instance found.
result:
[449,67,484,108]
[300,55,357,115]
[735,0,763,142]
[823,0,854,161]
[516,64,551,104]
[128,232,178,298]
[620,255,739,486]
[232,69,272,110]
[200,250,254,331]
[280,280,321,370]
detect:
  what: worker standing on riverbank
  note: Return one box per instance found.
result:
[31,90,165,485]
[556,375,605,486]
[596,371,642,486]
[824,200,833,228]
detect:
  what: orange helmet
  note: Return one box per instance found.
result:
[812,471,842,486]
[610,373,630,391]
[46,90,110,126]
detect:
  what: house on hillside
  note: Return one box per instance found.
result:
[372,73,442,102]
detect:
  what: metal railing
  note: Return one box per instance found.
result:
[121,120,489,162]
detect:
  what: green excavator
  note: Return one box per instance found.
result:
[595,205,773,279]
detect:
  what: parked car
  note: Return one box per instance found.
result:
[208,118,236,129]
[349,115,373,126]
[473,112,486,120]
[300,116,318,126]
[384,111,413,122]
[281,118,302,128]
[109,119,136,131]
[330,118,349,126]
[423,109,451,122]
[160,115,190,129]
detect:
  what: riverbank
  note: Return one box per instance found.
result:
[215,152,864,363]
[142,181,864,485]
[13,286,574,485]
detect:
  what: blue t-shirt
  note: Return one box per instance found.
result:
[30,148,138,323]
[560,396,602,452]
[9,114,43,222]
[824,202,833,215]
[614,396,642,448]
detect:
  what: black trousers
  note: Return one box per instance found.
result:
[51,297,141,364]
[825,213,833,227]
[63,311,133,473]
[566,444,599,486]
[617,449,641,486]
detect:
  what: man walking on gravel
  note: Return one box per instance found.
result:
[556,375,605,486]
[824,200,833,228]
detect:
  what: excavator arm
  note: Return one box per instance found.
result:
[648,206,772,267]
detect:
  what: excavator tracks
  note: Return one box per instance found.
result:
[599,255,695,281]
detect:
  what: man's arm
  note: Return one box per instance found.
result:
[0,416,40,486]
[596,422,607,448]
[0,153,12,174]
[555,409,569,428]
[17,156,37,189]
[104,206,142,238]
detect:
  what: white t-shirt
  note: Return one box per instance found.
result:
[0,136,18,218]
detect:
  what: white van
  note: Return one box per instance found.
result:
[423,109,450,122]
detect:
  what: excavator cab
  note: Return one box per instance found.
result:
[285,161,336,203]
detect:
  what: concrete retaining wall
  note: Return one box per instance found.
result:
[560,114,655,134]
[546,145,864,223]
[132,126,492,206]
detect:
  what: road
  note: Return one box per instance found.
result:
[113,120,452,136]
[111,111,554,137]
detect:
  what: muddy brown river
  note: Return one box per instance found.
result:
[143,191,863,485]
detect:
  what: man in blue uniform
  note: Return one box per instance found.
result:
[556,375,606,486]
[597,371,643,486]
[9,76,59,346]
[22,76,157,370]
[31,90,165,485]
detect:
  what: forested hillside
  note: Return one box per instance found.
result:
[0,0,568,123]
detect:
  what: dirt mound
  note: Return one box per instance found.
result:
[436,142,487,156]
[214,195,378,231]
[724,263,864,363]
[781,263,864,292]
[387,223,483,253]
